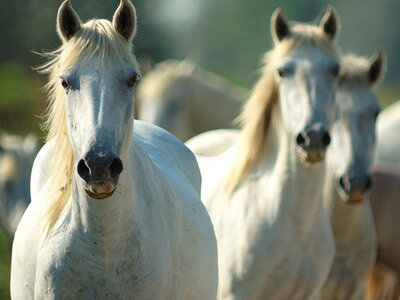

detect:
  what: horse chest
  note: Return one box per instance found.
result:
[35,234,174,299]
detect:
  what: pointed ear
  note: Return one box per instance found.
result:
[57,0,81,42]
[271,8,290,44]
[319,6,340,41]
[368,48,386,86]
[112,0,137,42]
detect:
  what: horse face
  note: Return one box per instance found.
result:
[330,87,380,204]
[277,48,339,163]
[62,58,138,199]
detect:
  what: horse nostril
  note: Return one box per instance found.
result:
[296,132,306,146]
[339,175,349,192]
[77,159,90,181]
[364,176,373,191]
[321,131,331,147]
[109,157,123,177]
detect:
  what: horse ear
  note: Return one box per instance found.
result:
[112,0,137,42]
[368,48,386,86]
[271,8,290,44]
[319,6,340,41]
[57,0,81,42]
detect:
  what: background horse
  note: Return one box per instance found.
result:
[367,163,400,300]
[322,51,386,299]
[10,1,217,298]
[137,59,248,141]
[187,7,340,299]
[375,100,400,165]
[0,133,37,240]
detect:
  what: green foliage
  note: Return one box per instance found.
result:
[0,62,38,108]
[0,62,43,135]
[0,227,11,300]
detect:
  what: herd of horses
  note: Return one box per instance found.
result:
[1,0,400,299]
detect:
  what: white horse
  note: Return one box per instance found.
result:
[187,7,340,299]
[0,133,38,240]
[368,163,400,299]
[322,50,386,299]
[375,100,400,165]
[11,1,217,298]
[137,59,248,141]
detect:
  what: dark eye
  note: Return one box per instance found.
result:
[277,68,286,78]
[277,64,294,78]
[127,74,139,87]
[60,78,70,89]
[331,64,340,77]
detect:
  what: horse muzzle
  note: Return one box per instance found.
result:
[77,150,123,199]
[337,173,374,205]
[295,124,331,164]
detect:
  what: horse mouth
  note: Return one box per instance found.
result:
[297,149,325,163]
[341,196,366,205]
[339,191,367,205]
[85,189,116,199]
[336,188,367,205]
[84,181,117,199]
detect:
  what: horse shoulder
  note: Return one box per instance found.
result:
[10,198,43,298]
[133,120,218,297]
[133,120,201,192]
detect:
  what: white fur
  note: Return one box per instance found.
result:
[322,82,379,299]
[11,56,217,299]
[322,52,385,299]
[187,48,338,299]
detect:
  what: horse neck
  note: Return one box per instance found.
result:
[259,105,327,232]
[324,157,371,244]
[190,76,244,133]
[70,150,135,248]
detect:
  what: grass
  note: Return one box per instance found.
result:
[0,226,11,300]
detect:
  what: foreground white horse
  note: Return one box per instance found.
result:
[187,7,340,299]
[375,100,400,165]
[137,59,248,141]
[0,133,37,240]
[322,51,386,299]
[11,1,217,298]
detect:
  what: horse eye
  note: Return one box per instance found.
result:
[277,68,288,78]
[277,65,294,78]
[277,68,285,78]
[331,64,340,77]
[60,78,69,89]
[127,74,138,87]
